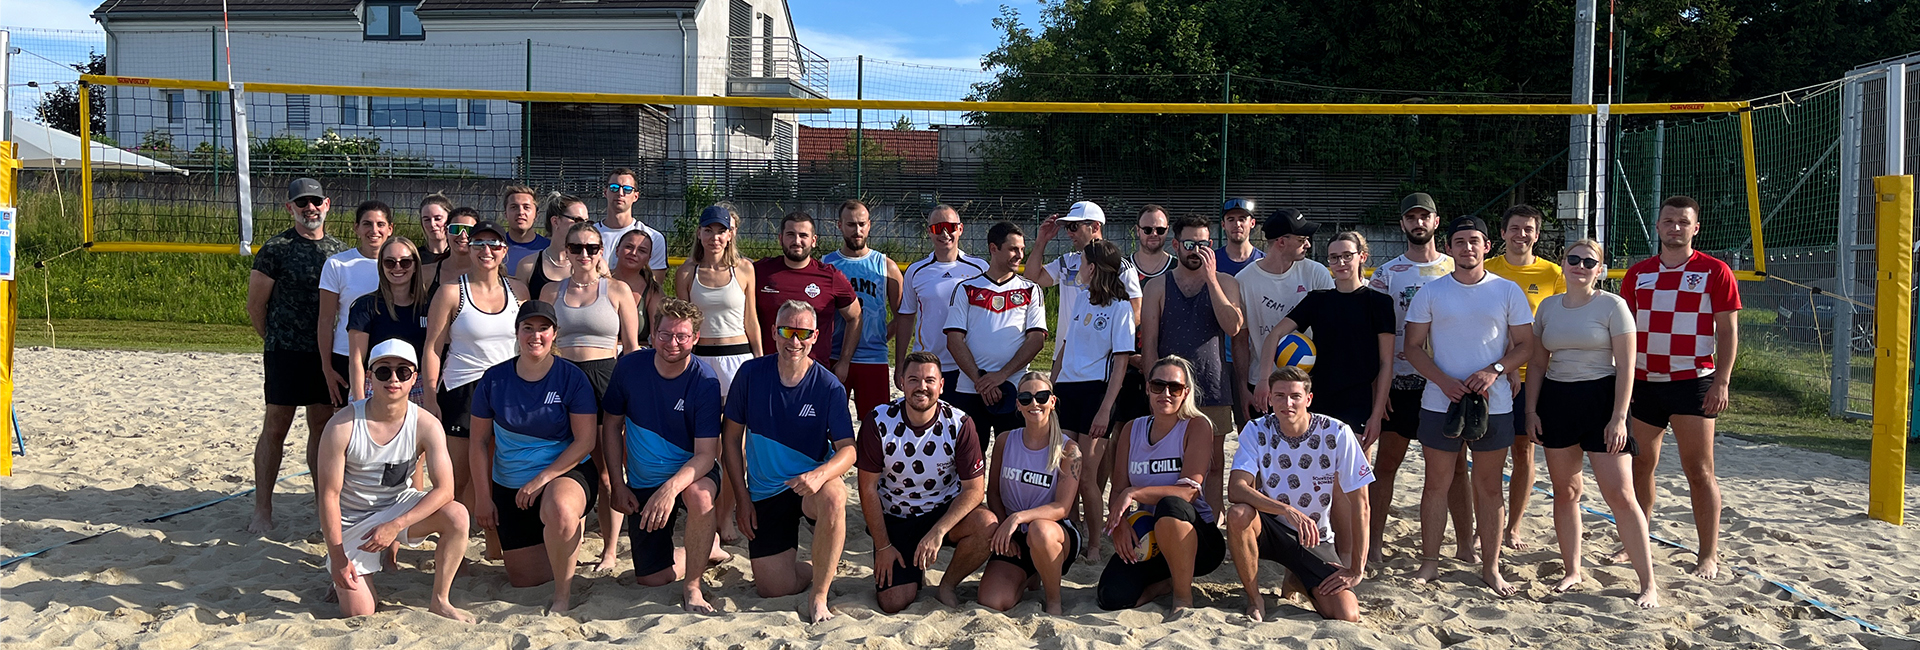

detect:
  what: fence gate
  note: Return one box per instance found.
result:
[1837,55,1919,420]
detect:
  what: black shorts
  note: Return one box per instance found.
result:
[490,463,599,552]
[988,520,1082,579]
[1112,366,1151,425]
[1539,377,1639,455]
[877,501,959,591]
[437,381,478,438]
[1095,496,1226,611]
[1307,389,1373,437]
[1255,512,1344,592]
[263,350,330,407]
[946,391,1017,456]
[1383,383,1425,440]
[1632,377,1716,429]
[1417,408,1517,453]
[1054,380,1111,438]
[329,353,352,408]
[576,357,617,421]
[625,469,721,577]
[748,489,817,559]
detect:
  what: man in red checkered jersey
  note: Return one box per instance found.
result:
[1619,195,1741,580]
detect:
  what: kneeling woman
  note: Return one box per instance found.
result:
[1098,356,1226,613]
[469,300,600,613]
[978,372,1083,614]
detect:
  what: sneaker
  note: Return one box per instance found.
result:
[1458,393,1490,442]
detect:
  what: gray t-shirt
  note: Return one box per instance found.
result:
[1533,292,1635,383]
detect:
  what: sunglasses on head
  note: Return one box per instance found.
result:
[371,365,416,382]
[446,223,474,237]
[1147,378,1189,395]
[1139,226,1168,236]
[607,183,637,195]
[775,325,815,340]
[1015,390,1054,405]
[381,257,415,270]
[929,222,960,237]
[1564,254,1601,269]
[293,197,324,209]
[567,243,603,256]
[469,238,507,249]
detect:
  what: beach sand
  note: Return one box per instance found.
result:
[4,348,1919,648]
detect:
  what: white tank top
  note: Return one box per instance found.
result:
[340,399,420,526]
[688,265,746,339]
[444,274,520,389]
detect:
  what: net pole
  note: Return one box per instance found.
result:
[78,82,94,247]
[1867,174,1913,525]
[1738,109,1766,273]
[855,55,864,199]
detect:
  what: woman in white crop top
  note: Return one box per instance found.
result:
[671,203,760,545]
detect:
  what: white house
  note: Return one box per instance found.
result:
[91,0,821,179]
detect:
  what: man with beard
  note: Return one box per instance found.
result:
[1215,198,1265,276]
[1025,201,1144,334]
[856,351,996,612]
[1140,214,1246,519]
[1620,195,1741,579]
[248,177,351,533]
[823,200,903,419]
[1132,205,1175,284]
[597,167,669,286]
[897,205,987,387]
[946,222,1049,449]
[1232,208,1333,420]
[319,201,394,409]
[1403,215,1537,596]
[501,185,546,270]
[754,212,861,376]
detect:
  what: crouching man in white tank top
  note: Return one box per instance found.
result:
[315,339,474,622]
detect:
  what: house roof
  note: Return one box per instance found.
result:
[419,0,697,12]
[94,0,360,17]
[93,0,698,19]
[798,126,939,162]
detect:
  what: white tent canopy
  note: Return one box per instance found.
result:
[7,116,186,174]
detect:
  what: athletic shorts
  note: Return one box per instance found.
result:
[1509,381,1529,443]
[489,463,598,552]
[330,490,431,577]
[1254,512,1344,592]
[1095,496,1226,611]
[1538,377,1639,455]
[1054,380,1112,438]
[625,469,722,578]
[263,350,330,407]
[1308,390,1373,439]
[1383,380,1426,440]
[436,381,479,438]
[694,344,753,400]
[836,361,892,423]
[1631,377,1716,429]
[1417,408,1516,453]
[988,520,1081,579]
[946,391,1017,456]
[747,489,817,559]
[329,353,353,408]
[876,501,959,591]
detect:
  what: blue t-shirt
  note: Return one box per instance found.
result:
[723,356,855,500]
[505,234,550,271]
[1214,245,1265,278]
[469,357,597,489]
[821,249,892,364]
[602,350,724,489]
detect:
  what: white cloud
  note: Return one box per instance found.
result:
[795,26,986,72]
[2,0,104,32]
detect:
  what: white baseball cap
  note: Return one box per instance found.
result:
[367,339,419,368]
[1060,201,1105,223]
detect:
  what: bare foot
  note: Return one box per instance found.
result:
[1168,598,1194,619]
[709,539,732,565]
[1412,560,1440,584]
[593,552,618,573]
[1636,586,1661,609]
[1552,572,1583,593]
[1454,544,1478,564]
[719,520,743,546]
[1691,556,1720,580]
[805,595,835,623]
[1044,600,1063,616]
[1367,548,1385,565]
[683,585,715,614]
[1482,568,1517,597]
[429,597,475,623]
[1243,590,1266,622]
[548,593,572,615]
[247,508,275,534]
[1606,547,1630,564]
[1502,529,1527,551]
[935,585,960,607]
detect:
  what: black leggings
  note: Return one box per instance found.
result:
[1095,496,1226,610]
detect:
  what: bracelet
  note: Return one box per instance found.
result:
[1176,477,1203,490]
[877,544,893,553]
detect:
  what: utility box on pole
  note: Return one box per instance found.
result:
[1558,190,1588,243]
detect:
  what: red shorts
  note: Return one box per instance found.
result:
[838,361,893,421]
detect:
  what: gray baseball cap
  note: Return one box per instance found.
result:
[288,178,325,201]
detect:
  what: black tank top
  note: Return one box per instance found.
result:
[527,255,564,301]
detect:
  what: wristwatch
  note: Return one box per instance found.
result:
[1491,362,1506,374]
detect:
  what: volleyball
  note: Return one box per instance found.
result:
[1124,511,1159,560]
[1274,332,1318,373]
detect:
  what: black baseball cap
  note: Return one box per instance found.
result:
[1261,208,1320,240]
[470,220,509,241]
[1444,216,1490,241]
[1399,192,1437,216]
[288,178,324,201]
[516,300,558,327]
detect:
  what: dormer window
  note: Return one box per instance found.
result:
[364,1,424,41]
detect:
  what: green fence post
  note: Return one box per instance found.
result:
[855,55,864,200]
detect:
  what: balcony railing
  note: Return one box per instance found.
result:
[727,36,828,100]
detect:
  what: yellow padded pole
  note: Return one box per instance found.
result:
[1868,175,1913,525]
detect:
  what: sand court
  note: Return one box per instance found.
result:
[3,347,1918,648]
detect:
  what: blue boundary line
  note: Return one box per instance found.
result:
[0,471,311,569]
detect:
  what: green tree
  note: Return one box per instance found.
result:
[32,52,108,138]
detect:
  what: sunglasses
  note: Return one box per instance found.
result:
[1015,390,1054,405]
[1327,251,1359,265]
[607,183,637,195]
[469,238,507,249]
[555,214,588,225]
[446,223,474,237]
[1147,379,1189,395]
[1180,239,1207,251]
[371,365,416,382]
[1564,254,1601,269]
[567,243,604,256]
[381,257,416,270]
[929,222,960,237]
[775,325,815,340]
[1139,226,1168,236]
[1064,221,1086,233]
[292,197,324,208]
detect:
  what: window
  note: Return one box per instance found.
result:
[287,94,312,130]
[466,99,488,127]
[165,91,184,123]
[364,1,424,41]
[340,96,359,125]
[203,91,221,123]
[762,15,775,77]
[369,97,458,128]
[728,0,752,77]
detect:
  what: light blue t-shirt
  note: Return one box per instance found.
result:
[821,249,892,364]
[469,358,597,489]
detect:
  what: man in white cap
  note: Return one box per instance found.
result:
[313,339,472,621]
[1023,200,1143,370]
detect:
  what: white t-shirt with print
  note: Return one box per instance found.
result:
[1230,413,1374,543]
[318,248,380,356]
[1235,258,1334,381]
[900,252,988,371]
[943,273,1049,394]
[1045,251,1142,336]
[1403,271,1535,414]
[1367,254,1455,378]
[1054,295,1137,383]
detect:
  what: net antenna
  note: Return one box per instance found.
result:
[221,0,255,254]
